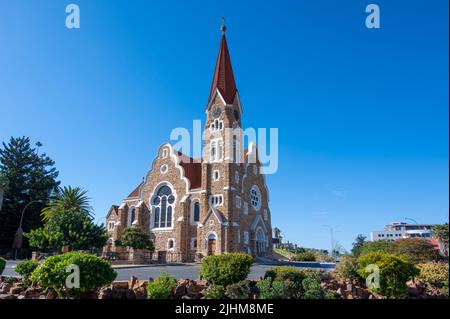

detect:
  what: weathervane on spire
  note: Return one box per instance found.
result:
[221,16,227,34]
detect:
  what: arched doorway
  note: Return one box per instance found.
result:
[256,228,267,257]
[206,233,217,256]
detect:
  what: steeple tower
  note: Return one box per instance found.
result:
[208,19,237,105]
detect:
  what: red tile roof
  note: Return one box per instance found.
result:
[127,181,143,198]
[178,152,202,189]
[209,33,237,104]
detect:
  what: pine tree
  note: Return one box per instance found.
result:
[0,137,59,248]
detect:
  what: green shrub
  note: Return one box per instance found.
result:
[294,252,316,261]
[146,272,177,299]
[301,269,331,282]
[0,257,6,275]
[15,260,39,287]
[203,285,226,299]
[265,266,305,297]
[357,252,419,297]
[256,277,292,299]
[16,260,39,278]
[359,241,392,255]
[335,256,359,279]
[302,277,324,299]
[30,252,117,298]
[115,227,154,251]
[199,253,254,286]
[417,262,449,287]
[225,280,251,299]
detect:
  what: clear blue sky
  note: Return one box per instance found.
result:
[0,0,448,251]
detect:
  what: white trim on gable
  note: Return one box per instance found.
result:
[251,214,268,233]
[202,206,224,224]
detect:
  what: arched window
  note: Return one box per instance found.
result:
[152,185,175,228]
[130,207,136,225]
[193,201,200,223]
[167,239,175,250]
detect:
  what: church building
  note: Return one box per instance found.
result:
[105,24,273,262]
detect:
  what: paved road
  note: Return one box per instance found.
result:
[3,260,335,281]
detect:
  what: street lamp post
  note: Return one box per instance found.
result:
[13,200,42,260]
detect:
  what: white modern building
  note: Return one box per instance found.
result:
[370,222,433,242]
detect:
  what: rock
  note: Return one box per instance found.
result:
[112,281,129,289]
[134,287,147,299]
[186,280,204,299]
[9,286,23,295]
[24,287,43,299]
[45,289,58,299]
[336,288,343,296]
[0,294,16,300]
[0,283,12,294]
[181,295,191,299]
[17,295,26,299]
[173,279,188,299]
[98,287,112,299]
[111,287,126,299]
[125,289,136,299]
[128,276,138,290]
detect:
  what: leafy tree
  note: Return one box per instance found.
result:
[357,252,418,297]
[25,209,107,251]
[0,137,59,248]
[115,227,154,250]
[389,238,441,263]
[432,224,449,256]
[41,186,93,222]
[351,234,367,257]
[359,240,392,255]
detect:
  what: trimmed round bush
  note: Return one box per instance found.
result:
[199,253,254,286]
[30,252,117,297]
[16,260,39,278]
[146,272,177,299]
[357,252,418,297]
[15,260,39,286]
[262,266,305,299]
[0,257,6,275]
[256,277,292,299]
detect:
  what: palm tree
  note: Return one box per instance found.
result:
[432,223,449,256]
[41,186,93,221]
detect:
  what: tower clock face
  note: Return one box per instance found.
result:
[212,106,222,118]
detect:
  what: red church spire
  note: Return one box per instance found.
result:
[208,19,237,105]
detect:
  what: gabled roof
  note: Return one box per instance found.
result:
[177,151,202,189]
[208,31,237,105]
[106,205,119,219]
[127,181,144,198]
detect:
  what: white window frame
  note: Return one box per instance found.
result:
[234,171,239,184]
[162,148,169,158]
[243,202,248,215]
[250,185,262,211]
[107,221,115,231]
[213,170,220,181]
[167,238,175,251]
[160,164,168,174]
[209,194,223,207]
[236,196,241,208]
[263,209,268,221]
[190,200,201,225]
[210,138,223,162]
[191,237,197,251]
[244,231,249,245]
